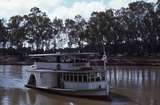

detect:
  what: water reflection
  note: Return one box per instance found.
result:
[0,65,160,105]
[105,66,160,105]
[105,66,160,89]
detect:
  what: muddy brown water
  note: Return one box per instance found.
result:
[0,65,160,105]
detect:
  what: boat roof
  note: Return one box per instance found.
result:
[26,69,106,73]
[29,52,98,57]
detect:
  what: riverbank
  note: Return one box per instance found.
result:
[1,55,160,66]
[108,57,160,66]
[0,56,33,65]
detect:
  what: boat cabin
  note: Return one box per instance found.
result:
[29,53,101,70]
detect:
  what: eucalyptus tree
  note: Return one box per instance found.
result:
[7,15,25,48]
[52,18,64,49]
[25,7,53,50]
[85,12,99,46]
[64,15,87,48]
[150,1,160,54]
[64,18,76,48]
[0,1,158,56]
[74,15,87,48]
[114,7,140,55]
[103,9,116,53]
[86,12,105,46]
[0,19,8,48]
[128,1,155,55]
[86,10,114,53]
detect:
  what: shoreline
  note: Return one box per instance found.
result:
[0,62,33,65]
[1,56,160,66]
[0,61,160,66]
[0,55,33,65]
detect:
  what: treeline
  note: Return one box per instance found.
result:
[0,1,160,56]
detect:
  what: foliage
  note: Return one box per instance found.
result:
[0,1,160,57]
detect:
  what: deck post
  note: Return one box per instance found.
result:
[94,72,96,82]
[88,73,90,82]
[87,73,89,82]
[73,73,74,82]
[68,73,71,81]
[82,73,84,83]
[62,72,64,81]
[65,73,67,81]
[76,73,79,82]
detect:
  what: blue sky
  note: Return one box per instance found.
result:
[0,0,157,20]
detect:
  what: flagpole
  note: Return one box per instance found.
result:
[102,36,107,71]
[102,36,110,94]
[103,47,106,70]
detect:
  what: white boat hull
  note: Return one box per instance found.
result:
[25,85,111,100]
[50,88,109,96]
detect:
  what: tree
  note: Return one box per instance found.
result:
[64,15,87,48]
[65,18,76,48]
[0,19,8,48]
[86,10,115,54]
[25,7,53,50]
[8,15,26,48]
[52,18,64,49]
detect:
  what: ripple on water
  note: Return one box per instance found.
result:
[0,65,160,105]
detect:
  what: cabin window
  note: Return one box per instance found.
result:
[63,73,73,81]
[83,73,87,82]
[101,72,105,80]
[90,73,95,82]
[63,73,65,80]
[62,72,105,82]
[74,73,77,82]
[57,56,61,63]
[64,73,69,81]
[87,72,105,82]
[33,56,57,62]
[59,73,64,80]
[78,73,83,82]
[70,73,73,81]
[96,72,101,81]
[87,73,91,82]
[68,73,70,81]
[95,72,105,81]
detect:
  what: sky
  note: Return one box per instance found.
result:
[0,0,158,20]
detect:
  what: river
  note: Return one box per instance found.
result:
[0,65,159,105]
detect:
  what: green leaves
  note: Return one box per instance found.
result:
[0,1,160,56]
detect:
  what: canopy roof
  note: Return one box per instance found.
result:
[29,52,98,57]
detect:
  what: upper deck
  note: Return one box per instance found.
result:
[29,52,98,57]
[29,52,105,71]
[29,53,99,63]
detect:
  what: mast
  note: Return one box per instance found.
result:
[102,36,109,92]
[102,36,107,71]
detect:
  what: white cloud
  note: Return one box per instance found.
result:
[146,0,157,3]
[0,0,106,20]
[107,0,130,9]
[107,0,158,9]
[0,0,158,20]
[0,0,62,18]
[51,1,106,20]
